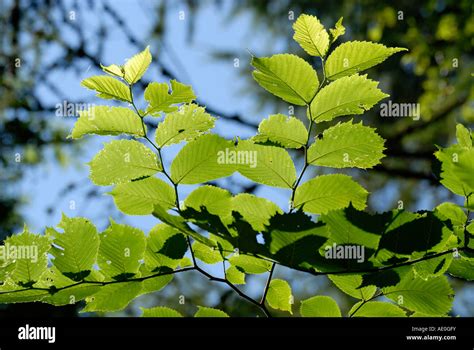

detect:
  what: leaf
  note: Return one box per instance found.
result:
[5,227,50,286]
[253,114,307,149]
[170,134,236,184]
[236,140,297,188]
[293,174,368,214]
[226,266,245,285]
[231,193,283,232]
[109,177,176,215]
[320,205,387,250]
[48,215,99,281]
[193,241,223,264]
[228,255,272,274]
[139,271,173,295]
[349,301,406,317]
[435,146,474,196]
[307,121,385,169]
[97,221,146,279]
[262,212,330,272]
[251,54,319,105]
[414,254,453,280]
[152,204,215,247]
[325,41,407,80]
[266,279,293,314]
[456,124,472,148]
[448,256,474,281]
[194,306,229,317]
[70,106,144,139]
[144,224,187,270]
[292,14,329,57]
[39,268,101,306]
[89,140,161,186]
[0,283,50,303]
[359,269,405,289]
[81,76,131,102]
[329,17,345,44]
[123,46,152,84]
[309,74,388,123]
[300,295,341,317]
[328,274,376,300]
[145,80,196,116]
[184,185,232,218]
[82,282,142,312]
[155,104,215,147]
[141,306,183,317]
[378,211,454,255]
[101,63,124,78]
[383,273,453,315]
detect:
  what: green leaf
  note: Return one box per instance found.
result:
[194,306,229,317]
[236,140,297,188]
[378,211,454,255]
[294,174,368,214]
[39,268,101,306]
[231,193,283,232]
[300,295,341,317]
[193,241,223,264]
[262,212,330,272]
[329,17,345,44]
[456,124,472,148]
[253,114,307,149]
[184,185,232,218]
[414,254,453,280]
[145,80,196,116]
[139,270,173,295]
[155,104,215,147]
[123,46,152,84]
[82,282,142,312]
[266,279,293,314]
[328,274,376,300]
[309,74,388,123]
[144,224,187,270]
[251,54,319,105]
[225,266,246,285]
[448,256,474,281]
[141,306,183,317]
[435,146,474,196]
[320,206,384,252]
[97,221,146,279]
[307,121,385,169]
[48,215,99,281]
[81,76,131,102]
[89,139,161,186]
[70,106,144,139]
[325,41,407,80]
[349,301,406,317]
[152,204,215,247]
[5,226,50,286]
[292,14,329,57]
[383,273,453,315]
[109,177,176,215]
[0,282,49,303]
[101,63,124,78]
[171,134,236,184]
[228,255,272,274]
